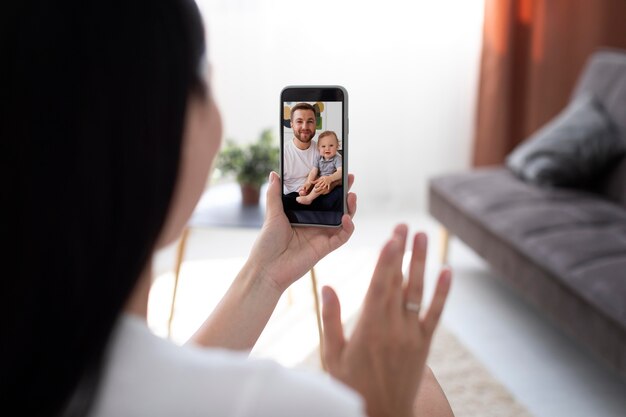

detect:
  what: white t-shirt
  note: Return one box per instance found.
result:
[283,138,319,194]
[90,314,365,417]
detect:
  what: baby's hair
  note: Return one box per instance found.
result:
[318,130,339,145]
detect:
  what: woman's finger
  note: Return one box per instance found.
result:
[322,286,345,372]
[404,232,427,319]
[422,268,452,336]
[347,192,357,219]
[347,173,355,191]
[389,225,409,293]
[363,229,406,311]
[327,213,355,251]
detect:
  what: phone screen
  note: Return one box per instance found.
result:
[280,86,348,227]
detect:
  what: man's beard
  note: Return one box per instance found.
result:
[295,130,314,143]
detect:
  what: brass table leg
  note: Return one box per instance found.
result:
[309,266,326,371]
[440,226,450,265]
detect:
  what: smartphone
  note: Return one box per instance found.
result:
[280,85,348,227]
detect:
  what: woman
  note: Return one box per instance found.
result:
[3,1,453,416]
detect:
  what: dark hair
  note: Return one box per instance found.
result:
[290,102,317,120]
[2,0,207,415]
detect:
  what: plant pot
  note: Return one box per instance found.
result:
[240,183,260,206]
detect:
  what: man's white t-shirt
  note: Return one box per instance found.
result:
[283,138,319,194]
[90,314,365,417]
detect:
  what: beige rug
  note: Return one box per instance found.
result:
[427,326,532,417]
[299,323,533,417]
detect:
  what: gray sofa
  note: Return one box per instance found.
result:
[428,49,626,379]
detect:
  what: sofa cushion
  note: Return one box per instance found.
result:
[430,167,626,329]
[571,49,626,204]
[572,49,626,140]
[506,94,625,188]
[601,157,626,207]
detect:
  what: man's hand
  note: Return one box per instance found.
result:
[313,175,333,191]
[246,171,356,293]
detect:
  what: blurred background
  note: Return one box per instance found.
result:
[197,0,485,213]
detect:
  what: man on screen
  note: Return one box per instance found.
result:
[282,102,342,211]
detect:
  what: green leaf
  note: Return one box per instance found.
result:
[215,129,279,188]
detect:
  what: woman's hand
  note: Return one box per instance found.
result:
[322,225,452,417]
[246,171,356,293]
[188,172,355,350]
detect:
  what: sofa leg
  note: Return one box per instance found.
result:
[439,227,450,265]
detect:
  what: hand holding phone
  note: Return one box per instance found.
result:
[280,86,348,227]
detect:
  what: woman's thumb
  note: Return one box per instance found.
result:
[322,286,345,372]
[265,171,283,217]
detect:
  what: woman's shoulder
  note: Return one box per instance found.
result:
[90,314,364,417]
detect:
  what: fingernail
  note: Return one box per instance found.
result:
[269,172,275,183]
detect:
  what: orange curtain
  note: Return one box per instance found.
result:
[472,0,626,167]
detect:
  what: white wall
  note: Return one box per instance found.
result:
[323,102,343,149]
[198,0,485,213]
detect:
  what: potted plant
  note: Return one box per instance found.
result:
[216,128,279,206]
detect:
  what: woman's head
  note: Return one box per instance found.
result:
[3,0,218,414]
